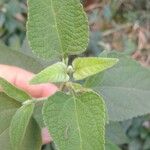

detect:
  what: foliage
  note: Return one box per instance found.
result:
[43,91,105,150]
[27,0,89,59]
[85,52,150,121]
[0,0,149,150]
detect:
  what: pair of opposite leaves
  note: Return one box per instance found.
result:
[30,57,119,84]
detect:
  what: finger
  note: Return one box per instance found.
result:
[0,65,58,98]
[42,128,52,144]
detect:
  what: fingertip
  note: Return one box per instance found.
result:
[39,84,58,98]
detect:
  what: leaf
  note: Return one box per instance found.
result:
[43,91,105,150]
[0,93,42,150]
[10,103,35,150]
[0,120,42,150]
[66,82,92,93]
[0,93,20,136]
[0,42,44,73]
[85,52,150,121]
[128,139,143,150]
[21,118,42,150]
[73,57,118,80]
[30,62,69,84]
[0,77,31,102]
[0,93,15,150]
[0,129,12,150]
[106,122,129,145]
[33,101,45,128]
[21,38,58,67]
[27,0,89,59]
[105,140,121,150]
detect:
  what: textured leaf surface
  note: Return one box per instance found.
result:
[0,120,42,150]
[0,129,12,150]
[30,62,69,84]
[27,0,89,59]
[43,91,105,150]
[85,52,150,121]
[73,57,118,80]
[0,77,31,102]
[10,103,35,150]
[20,118,42,150]
[0,93,20,136]
[0,94,16,150]
[21,38,58,67]
[33,101,45,128]
[0,93,42,150]
[0,43,44,73]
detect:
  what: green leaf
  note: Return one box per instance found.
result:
[0,120,42,150]
[43,91,105,150]
[128,139,143,150]
[85,52,150,121]
[33,101,45,128]
[0,93,41,150]
[73,57,118,80]
[0,43,44,73]
[106,122,129,145]
[0,93,20,136]
[10,103,35,150]
[21,118,42,150]
[0,129,12,150]
[27,0,89,59]
[105,140,121,150]
[21,38,59,67]
[30,62,69,84]
[66,82,92,93]
[0,77,31,102]
[0,93,23,150]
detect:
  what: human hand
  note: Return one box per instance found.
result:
[0,64,58,144]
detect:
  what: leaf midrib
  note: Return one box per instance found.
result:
[11,104,34,149]
[77,97,105,149]
[48,93,103,150]
[72,95,102,149]
[73,96,83,150]
[75,62,106,71]
[50,0,63,54]
[40,0,63,56]
[55,96,83,150]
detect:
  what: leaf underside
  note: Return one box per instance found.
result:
[27,0,89,59]
[43,91,105,150]
[30,62,69,84]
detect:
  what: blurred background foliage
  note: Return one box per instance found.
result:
[0,0,150,149]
